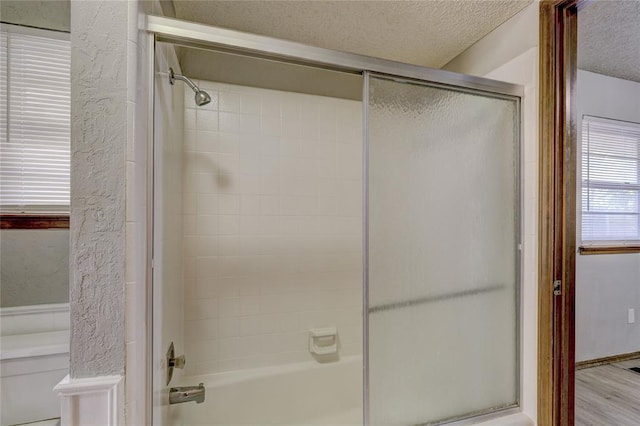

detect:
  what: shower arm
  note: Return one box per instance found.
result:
[169,68,198,93]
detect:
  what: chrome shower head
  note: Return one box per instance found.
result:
[169,68,211,107]
[194,89,211,107]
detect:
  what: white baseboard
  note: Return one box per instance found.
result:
[55,374,124,426]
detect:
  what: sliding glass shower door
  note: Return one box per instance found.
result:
[365,74,520,425]
[149,15,525,426]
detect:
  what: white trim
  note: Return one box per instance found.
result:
[0,303,69,316]
[581,240,640,247]
[583,114,640,130]
[473,412,534,426]
[55,374,122,395]
[0,22,70,40]
[55,375,124,426]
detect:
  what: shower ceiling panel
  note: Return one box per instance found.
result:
[172,0,532,69]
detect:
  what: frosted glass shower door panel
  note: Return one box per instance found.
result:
[367,75,520,425]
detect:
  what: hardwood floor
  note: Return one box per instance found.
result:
[576,359,640,425]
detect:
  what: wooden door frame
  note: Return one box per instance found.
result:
[538,1,591,425]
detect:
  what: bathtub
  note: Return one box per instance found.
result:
[1,330,69,426]
[0,304,69,426]
[170,355,363,425]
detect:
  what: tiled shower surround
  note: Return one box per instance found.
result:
[183,81,363,374]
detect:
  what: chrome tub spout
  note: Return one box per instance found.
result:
[169,383,205,404]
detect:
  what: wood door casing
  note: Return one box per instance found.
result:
[538,1,591,425]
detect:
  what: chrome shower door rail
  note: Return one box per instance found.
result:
[144,15,523,99]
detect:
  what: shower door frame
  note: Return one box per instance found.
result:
[145,14,525,426]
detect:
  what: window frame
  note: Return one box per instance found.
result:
[0,214,69,229]
[578,114,640,254]
[0,24,71,229]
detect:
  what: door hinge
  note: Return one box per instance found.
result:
[553,280,562,296]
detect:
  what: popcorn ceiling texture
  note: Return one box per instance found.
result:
[578,0,640,83]
[173,0,531,69]
[70,0,128,378]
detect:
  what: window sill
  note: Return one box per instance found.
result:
[579,245,640,255]
[0,214,69,229]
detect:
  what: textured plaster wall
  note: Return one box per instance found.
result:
[69,0,128,378]
[0,0,70,32]
[0,230,69,307]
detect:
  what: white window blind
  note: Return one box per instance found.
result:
[0,26,70,214]
[581,115,640,244]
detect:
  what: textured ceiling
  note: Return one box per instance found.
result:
[173,0,532,69]
[578,0,640,82]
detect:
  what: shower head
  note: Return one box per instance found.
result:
[169,68,211,107]
[194,90,211,107]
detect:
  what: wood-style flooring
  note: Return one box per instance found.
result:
[576,359,640,426]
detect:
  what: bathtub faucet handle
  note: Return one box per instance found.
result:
[166,342,186,385]
[168,354,186,369]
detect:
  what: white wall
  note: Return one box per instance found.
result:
[0,230,69,307]
[69,0,128,379]
[575,70,640,362]
[66,1,149,424]
[0,1,69,32]
[182,80,363,375]
[443,3,539,423]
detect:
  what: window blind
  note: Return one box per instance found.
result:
[581,115,640,243]
[0,27,70,214]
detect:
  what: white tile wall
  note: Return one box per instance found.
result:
[183,81,363,374]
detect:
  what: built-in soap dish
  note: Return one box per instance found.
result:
[309,326,338,356]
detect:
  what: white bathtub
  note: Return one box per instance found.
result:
[0,330,69,426]
[0,304,69,426]
[170,355,363,425]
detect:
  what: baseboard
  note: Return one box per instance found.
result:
[55,374,124,426]
[576,351,640,370]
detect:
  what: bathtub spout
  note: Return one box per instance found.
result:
[169,383,205,404]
